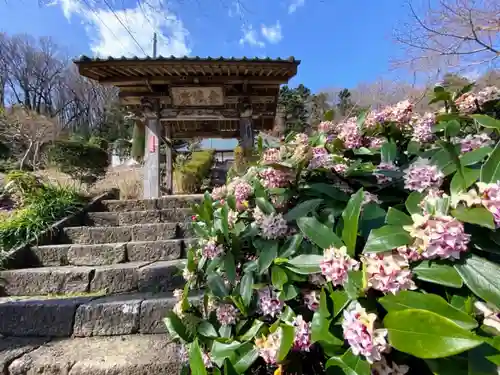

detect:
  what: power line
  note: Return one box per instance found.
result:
[101,0,148,56]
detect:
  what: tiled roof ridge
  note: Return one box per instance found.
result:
[74,55,300,64]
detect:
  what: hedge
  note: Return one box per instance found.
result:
[173,150,215,193]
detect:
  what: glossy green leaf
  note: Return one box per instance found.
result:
[240,273,254,307]
[221,205,230,240]
[481,141,500,183]
[326,348,370,375]
[258,241,278,274]
[278,324,295,361]
[198,321,219,338]
[223,358,238,375]
[189,340,208,375]
[471,114,500,130]
[224,253,237,283]
[450,167,480,195]
[239,320,264,342]
[324,109,334,121]
[413,260,464,288]
[297,216,344,249]
[279,234,303,258]
[255,197,275,215]
[424,357,468,375]
[164,311,191,342]
[344,271,364,299]
[363,225,413,253]
[233,347,259,374]
[279,284,299,300]
[304,183,350,201]
[286,254,323,274]
[381,141,397,163]
[406,191,423,215]
[341,189,364,256]
[460,147,492,166]
[211,341,245,360]
[311,311,343,346]
[207,274,229,298]
[385,207,413,226]
[284,198,323,221]
[454,255,500,307]
[379,291,477,330]
[271,265,288,290]
[331,290,350,318]
[451,206,495,229]
[384,309,484,358]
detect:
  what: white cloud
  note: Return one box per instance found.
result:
[49,0,190,57]
[288,0,305,14]
[239,25,265,48]
[228,1,244,18]
[261,21,282,44]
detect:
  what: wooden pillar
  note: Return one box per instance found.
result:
[164,124,173,195]
[239,106,254,154]
[142,98,161,199]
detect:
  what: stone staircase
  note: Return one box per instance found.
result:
[0,194,202,375]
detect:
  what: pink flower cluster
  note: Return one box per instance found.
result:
[342,302,389,364]
[456,86,500,113]
[258,288,284,317]
[363,192,381,206]
[260,167,292,189]
[406,214,470,260]
[404,160,444,192]
[477,182,500,226]
[309,147,333,169]
[320,246,360,286]
[371,357,409,375]
[293,133,309,145]
[318,120,337,134]
[303,290,320,311]
[216,303,239,325]
[202,240,224,260]
[374,162,398,184]
[367,137,385,149]
[255,330,282,364]
[211,186,227,200]
[411,112,435,143]
[339,117,363,149]
[260,212,288,239]
[233,181,253,201]
[262,148,282,164]
[362,252,416,294]
[366,100,413,128]
[293,315,312,351]
[458,133,493,153]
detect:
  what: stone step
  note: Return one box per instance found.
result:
[0,260,185,296]
[0,291,200,337]
[85,208,192,227]
[30,239,194,266]
[60,223,178,244]
[99,194,203,212]
[1,335,181,375]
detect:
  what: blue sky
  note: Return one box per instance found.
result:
[0,0,412,148]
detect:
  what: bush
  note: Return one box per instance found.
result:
[0,181,86,255]
[4,170,43,206]
[173,150,214,193]
[227,145,259,181]
[47,140,109,184]
[166,85,500,374]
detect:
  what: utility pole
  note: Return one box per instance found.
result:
[152,32,157,58]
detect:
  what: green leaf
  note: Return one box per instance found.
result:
[239,320,264,342]
[211,341,244,360]
[461,147,492,166]
[278,324,295,362]
[450,167,480,195]
[258,241,278,274]
[357,109,368,130]
[233,347,259,374]
[286,254,323,274]
[240,273,254,307]
[198,321,219,338]
[454,255,500,307]
[271,265,288,290]
[385,207,413,226]
[406,191,423,215]
[407,141,421,155]
[221,205,230,240]
[424,357,469,375]
[324,109,334,121]
[363,225,413,253]
[384,309,484,358]
[381,141,397,163]
[341,189,364,256]
[413,260,464,288]
[311,311,343,346]
[189,340,208,375]
[471,114,500,130]
[284,198,323,221]
[223,358,238,375]
[207,274,229,298]
[164,311,191,342]
[330,290,350,318]
[451,206,495,229]
[481,141,500,183]
[255,197,275,215]
[220,325,232,338]
[224,253,237,283]
[325,348,371,375]
[297,216,344,249]
[444,120,461,138]
[279,234,303,258]
[344,271,364,299]
[305,183,350,201]
[379,291,477,330]
[279,284,299,300]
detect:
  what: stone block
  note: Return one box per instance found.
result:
[177,221,194,237]
[89,262,148,294]
[118,210,161,225]
[31,244,70,266]
[0,266,93,296]
[68,243,126,266]
[0,297,94,337]
[160,208,192,222]
[137,260,184,293]
[62,227,132,245]
[85,212,119,227]
[126,240,182,262]
[130,223,176,242]
[73,294,146,337]
[139,294,176,334]
[0,337,48,371]
[8,335,182,375]
[156,195,202,209]
[102,199,157,212]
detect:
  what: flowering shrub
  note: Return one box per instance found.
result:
[165,85,500,375]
